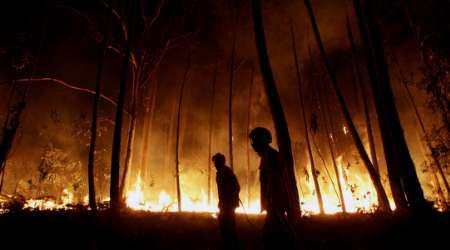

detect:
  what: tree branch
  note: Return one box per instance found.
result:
[9,78,131,115]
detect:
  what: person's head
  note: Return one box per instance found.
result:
[212,153,226,170]
[249,127,272,155]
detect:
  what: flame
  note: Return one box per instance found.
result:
[0,155,417,214]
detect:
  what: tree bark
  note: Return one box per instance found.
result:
[353,0,427,210]
[252,0,301,219]
[175,50,191,212]
[290,24,324,214]
[304,0,390,211]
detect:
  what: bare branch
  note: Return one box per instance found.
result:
[48,4,95,27]
[107,45,138,69]
[99,0,128,41]
[9,78,131,115]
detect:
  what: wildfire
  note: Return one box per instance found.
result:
[0,155,399,215]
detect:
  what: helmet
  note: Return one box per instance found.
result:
[249,127,272,144]
[212,153,226,164]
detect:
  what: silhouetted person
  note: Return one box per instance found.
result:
[249,127,293,250]
[212,153,240,250]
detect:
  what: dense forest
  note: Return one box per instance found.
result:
[0,0,449,248]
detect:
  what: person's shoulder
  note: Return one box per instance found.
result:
[267,147,279,158]
[223,165,233,174]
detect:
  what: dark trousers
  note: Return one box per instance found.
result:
[218,208,240,250]
[262,208,295,250]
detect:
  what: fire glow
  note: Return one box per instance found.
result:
[8,154,438,214]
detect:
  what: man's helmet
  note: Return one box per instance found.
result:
[249,127,272,144]
[212,153,226,164]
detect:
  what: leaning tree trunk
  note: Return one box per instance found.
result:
[308,47,347,212]
[319,84,347,213]
[303,0,390,211]
[353,0,427,210]
[207,61,218,206]
[0,5,47,193]
[87,12,111,210]
[119,76,138,202]
[0,86,16,184]
[252,0,301,219]
[0,89,25,192]
[346,18,379,173]
[391,53,450,201]
[290,23,324,214]
[175,51,191,212]
[110,1,136,214]
[307,43,344,211]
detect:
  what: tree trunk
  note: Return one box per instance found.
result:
[319,88,347,213]
[175,51,191,212]
[391,53,450,201]
[140,79,159,184]
[110,0,136,214]
[290,24,324,214]
[0,93,25,192]
[87,12,111,211]
[228,18,237,170]
[207,61,218,206]
[251,0,301,219]
[309,53,347,212]
[119,82,137,202]
[303,0,390,211]
[353,0,427,210]
[346,18,379,173]
[246,66,255,207]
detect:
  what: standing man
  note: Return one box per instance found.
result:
[212,153,240,250]
[249,127,294,250]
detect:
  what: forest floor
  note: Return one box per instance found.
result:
[0,210,448,250]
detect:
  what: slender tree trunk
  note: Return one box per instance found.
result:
[110,0,136,214]
[319,90,347,213]
[310,60,347,212]
[207,61,218,206]
[140,79,159,183]
[304,0,390,211]
[306,43,344,210]
[246,66,255,207]
[87,12,111,211]
[353,0,426,210]
[252,0,301,219]
[175,51,191,212]
[290,24,324,214]
[346,18,379,173]
[119,81,137,201]
[228,17,237,171]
